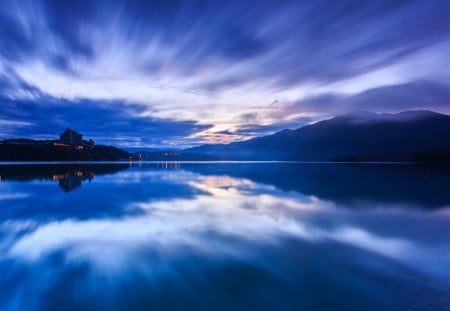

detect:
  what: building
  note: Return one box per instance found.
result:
[60,129,83,145]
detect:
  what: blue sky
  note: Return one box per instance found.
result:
[1,0,450,148]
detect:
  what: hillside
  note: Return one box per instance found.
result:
[0,141,132,161]
[184,110,450,161]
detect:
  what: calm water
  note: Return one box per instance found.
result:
[0,162,449,310]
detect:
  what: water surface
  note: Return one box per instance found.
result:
[0,162,449,310]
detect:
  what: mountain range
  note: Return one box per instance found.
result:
[2,110,450,162]
[180,110,450,162]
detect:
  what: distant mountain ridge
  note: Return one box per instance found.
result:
[184,110,450,161]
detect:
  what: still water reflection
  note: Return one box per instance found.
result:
[0,162,449,310]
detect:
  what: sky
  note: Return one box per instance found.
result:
[0,0,450,148]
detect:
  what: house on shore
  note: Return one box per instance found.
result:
[58,129,94,148]
[60,129,83,145]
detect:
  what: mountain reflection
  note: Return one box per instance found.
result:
[0,163,449,310]
[145,162,450,209]
[1,162,450,206]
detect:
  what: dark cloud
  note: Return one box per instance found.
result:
[213,130,236,136]
[0,71,43,98]
[0,8,35,61]
[239,113,259,123]
[294,80,450,115]
[41,0,96,58]
[2,0,448,81]
[234,117,312,136]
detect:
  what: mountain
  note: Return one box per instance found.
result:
[184,110,450,161]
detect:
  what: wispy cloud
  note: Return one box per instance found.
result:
[0,0,449,146]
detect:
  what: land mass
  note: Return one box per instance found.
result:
[136,110,450,162]
[0,140,132,161]
[2,110,450,162]
[0,129,132,161]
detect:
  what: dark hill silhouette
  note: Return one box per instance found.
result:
[0,142,131,161]
[185,110,450,161]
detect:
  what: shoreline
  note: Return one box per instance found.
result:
[0,160,447,165]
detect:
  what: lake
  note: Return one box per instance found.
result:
[0,162,449,310]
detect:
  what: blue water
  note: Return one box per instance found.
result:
[0,162,449,310]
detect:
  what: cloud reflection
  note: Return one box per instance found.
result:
[2,167,449,280]
[1,164,450,310]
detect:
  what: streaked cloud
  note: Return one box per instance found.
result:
[291,80,450,116]
[0,0,449,146]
